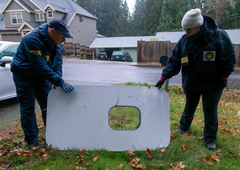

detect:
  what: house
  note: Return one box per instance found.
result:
[89,36,155,62]
[90,30,240,62]
[0,0,97,46]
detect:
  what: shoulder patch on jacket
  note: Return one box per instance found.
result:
[203,51,215,61]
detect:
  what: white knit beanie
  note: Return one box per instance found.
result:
[181,8,204,29]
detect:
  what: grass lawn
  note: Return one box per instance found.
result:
[0,83,240,170]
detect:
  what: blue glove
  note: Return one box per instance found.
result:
[61,81,74,93]
[53,85,57,89]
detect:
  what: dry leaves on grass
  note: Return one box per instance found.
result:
[126,149,135,156]
[159,148,166,159]
[146,148,153,159]
[170,162,187,170]
[203,155,221,165]
[181,143,186,152]
[189,144,196,150]
[93,156,98,162]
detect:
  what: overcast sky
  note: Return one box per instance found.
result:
[126,0,135,14]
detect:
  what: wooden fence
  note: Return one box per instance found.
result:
[62,42,96,59]
[234,44,240,67]
[137,40,240,67]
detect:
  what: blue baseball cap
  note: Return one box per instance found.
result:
[49,19,72,38]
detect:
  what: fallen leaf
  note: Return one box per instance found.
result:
[196,106,201,111]
[93,157,98,162]
[203,159,213,166]
[160,148,166,153]
[131,164,142,168]
[0,148,9,157]
[127,157,137,164]
[0,160,5,165]
[174,162,187,170]
[126,149,135,156]
[189,144,196,150]
[210,155,220,164]
[146,148,153,159]
[159,164,163,167]
[134,157,140,165]
[186,131,195,136]
[234,126,239,130]
[181,143,186,152]
[116,164,124,169]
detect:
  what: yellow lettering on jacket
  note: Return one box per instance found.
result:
[30,50,41,56]
[45,55,49,62]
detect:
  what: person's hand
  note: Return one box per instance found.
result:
[53,85,57,89]
[155,80,164,89]
[61,81,74,93]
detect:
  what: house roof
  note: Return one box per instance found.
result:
[0,0,97,26]
[89,36,155,48]
[90,29,240,49]
[156,30,240,44]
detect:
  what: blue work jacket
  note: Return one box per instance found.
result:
[11,23,64,86]
[162,16,236,93]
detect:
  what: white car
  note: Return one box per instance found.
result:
[0,41,19,101]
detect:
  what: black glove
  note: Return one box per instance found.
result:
[155,80,164,89]
[217,79,227,89]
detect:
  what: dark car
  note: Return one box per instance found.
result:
[111,51,133,62]
[97,51,111,60]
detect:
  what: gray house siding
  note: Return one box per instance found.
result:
[2,33,21,42]
[53,11,65,21]
[67,14,96,45]
[0,0,97,45]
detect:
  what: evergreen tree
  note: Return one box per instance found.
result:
[74,0,94,13]
[91,0,122,37]
[157,0,198,32]
[141,0,164,35]
[116,0,131,36]
[130,0,146,36]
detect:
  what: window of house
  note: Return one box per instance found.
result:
[47,10,53,18]
[35,13,44,21]
[10,13,23,24]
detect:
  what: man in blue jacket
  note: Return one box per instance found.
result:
[155,8,236,150]
[11,19,74,148]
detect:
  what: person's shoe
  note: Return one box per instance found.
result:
[176,128,184,134]
[28,141,44,149]
[208,143,216,150]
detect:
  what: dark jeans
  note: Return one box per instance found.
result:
[179,88,223,144]
[13,71,50,144]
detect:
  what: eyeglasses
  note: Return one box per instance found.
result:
[183,27,194,34]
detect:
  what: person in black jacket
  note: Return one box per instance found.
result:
[11,19,74,148]
[155,8,236,150]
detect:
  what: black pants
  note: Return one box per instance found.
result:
[179,88,223,144]
[13,71,50,145]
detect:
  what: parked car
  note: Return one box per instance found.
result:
[111,51,133,62]
[97,51,111,60]
[0,41,19,101]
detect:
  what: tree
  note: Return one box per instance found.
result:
[141,0,164,35]
[157,0,198,32]
[130,0,146,36]
[202,0,236,25]
[74,0,94,13]
[116,0,131,36]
